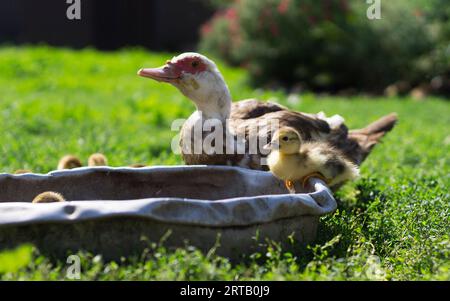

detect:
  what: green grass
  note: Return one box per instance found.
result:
[0,46,449,280]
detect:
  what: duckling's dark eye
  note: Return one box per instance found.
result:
[192,61,199,68]
[282,136,289,142]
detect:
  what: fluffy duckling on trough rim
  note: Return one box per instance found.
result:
[88,153,108,167]
[264,127,359,193]
[57,155,83,170]
[32,191,66,203]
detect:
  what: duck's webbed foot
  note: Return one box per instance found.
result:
[285,180,296,194]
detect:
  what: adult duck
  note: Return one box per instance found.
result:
[138,53,397,170]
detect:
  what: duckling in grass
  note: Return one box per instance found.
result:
[57,155,83,170]
[88,153,108,166]
[32,191,66,203]
[264,127,359,193]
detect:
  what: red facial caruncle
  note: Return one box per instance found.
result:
[138,55,207,83]
[171,56,208,75]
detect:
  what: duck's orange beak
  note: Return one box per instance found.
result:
[137,63,181,83]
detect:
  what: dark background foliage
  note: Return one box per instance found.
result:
[0,0,448,94]
[200,0,450,95]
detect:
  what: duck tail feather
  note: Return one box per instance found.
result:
[348,113,398,164]
[350,113,398,136]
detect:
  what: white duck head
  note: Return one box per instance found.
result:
[138,53,231,120]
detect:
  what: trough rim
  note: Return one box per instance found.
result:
[0,166,337,228]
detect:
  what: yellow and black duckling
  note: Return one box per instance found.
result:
[88,153,108,167]
[264,127,359,193]
[32,191,66,203]
[57,155,83,170]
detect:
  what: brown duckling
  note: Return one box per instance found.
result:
[32,191,66,203]
[57,155,83,170]
[265,127,359,193]
[88,153,108,166]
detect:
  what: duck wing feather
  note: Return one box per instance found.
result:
[229,100,397,166]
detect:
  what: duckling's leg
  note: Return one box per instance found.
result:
[285,180,296,194]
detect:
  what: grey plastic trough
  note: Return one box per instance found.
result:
[0,166,337,259]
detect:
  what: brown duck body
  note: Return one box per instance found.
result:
[181,98,397,169]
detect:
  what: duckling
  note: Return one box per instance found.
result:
[57,155,83,170]
[264,127,359,193]
[14,169,33,174]
[88,153,108,167]
[32,191,66,203]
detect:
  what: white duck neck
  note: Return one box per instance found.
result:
[187,69,232,122]
[194,90,231,122]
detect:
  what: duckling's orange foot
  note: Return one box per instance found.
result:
[285,180,296,194]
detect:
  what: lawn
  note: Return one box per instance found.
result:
[0,46,448,280]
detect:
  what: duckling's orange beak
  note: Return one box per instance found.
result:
[138,63,181,83]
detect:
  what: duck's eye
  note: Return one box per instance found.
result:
[282,136,289,142]
[191,61,199,68]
